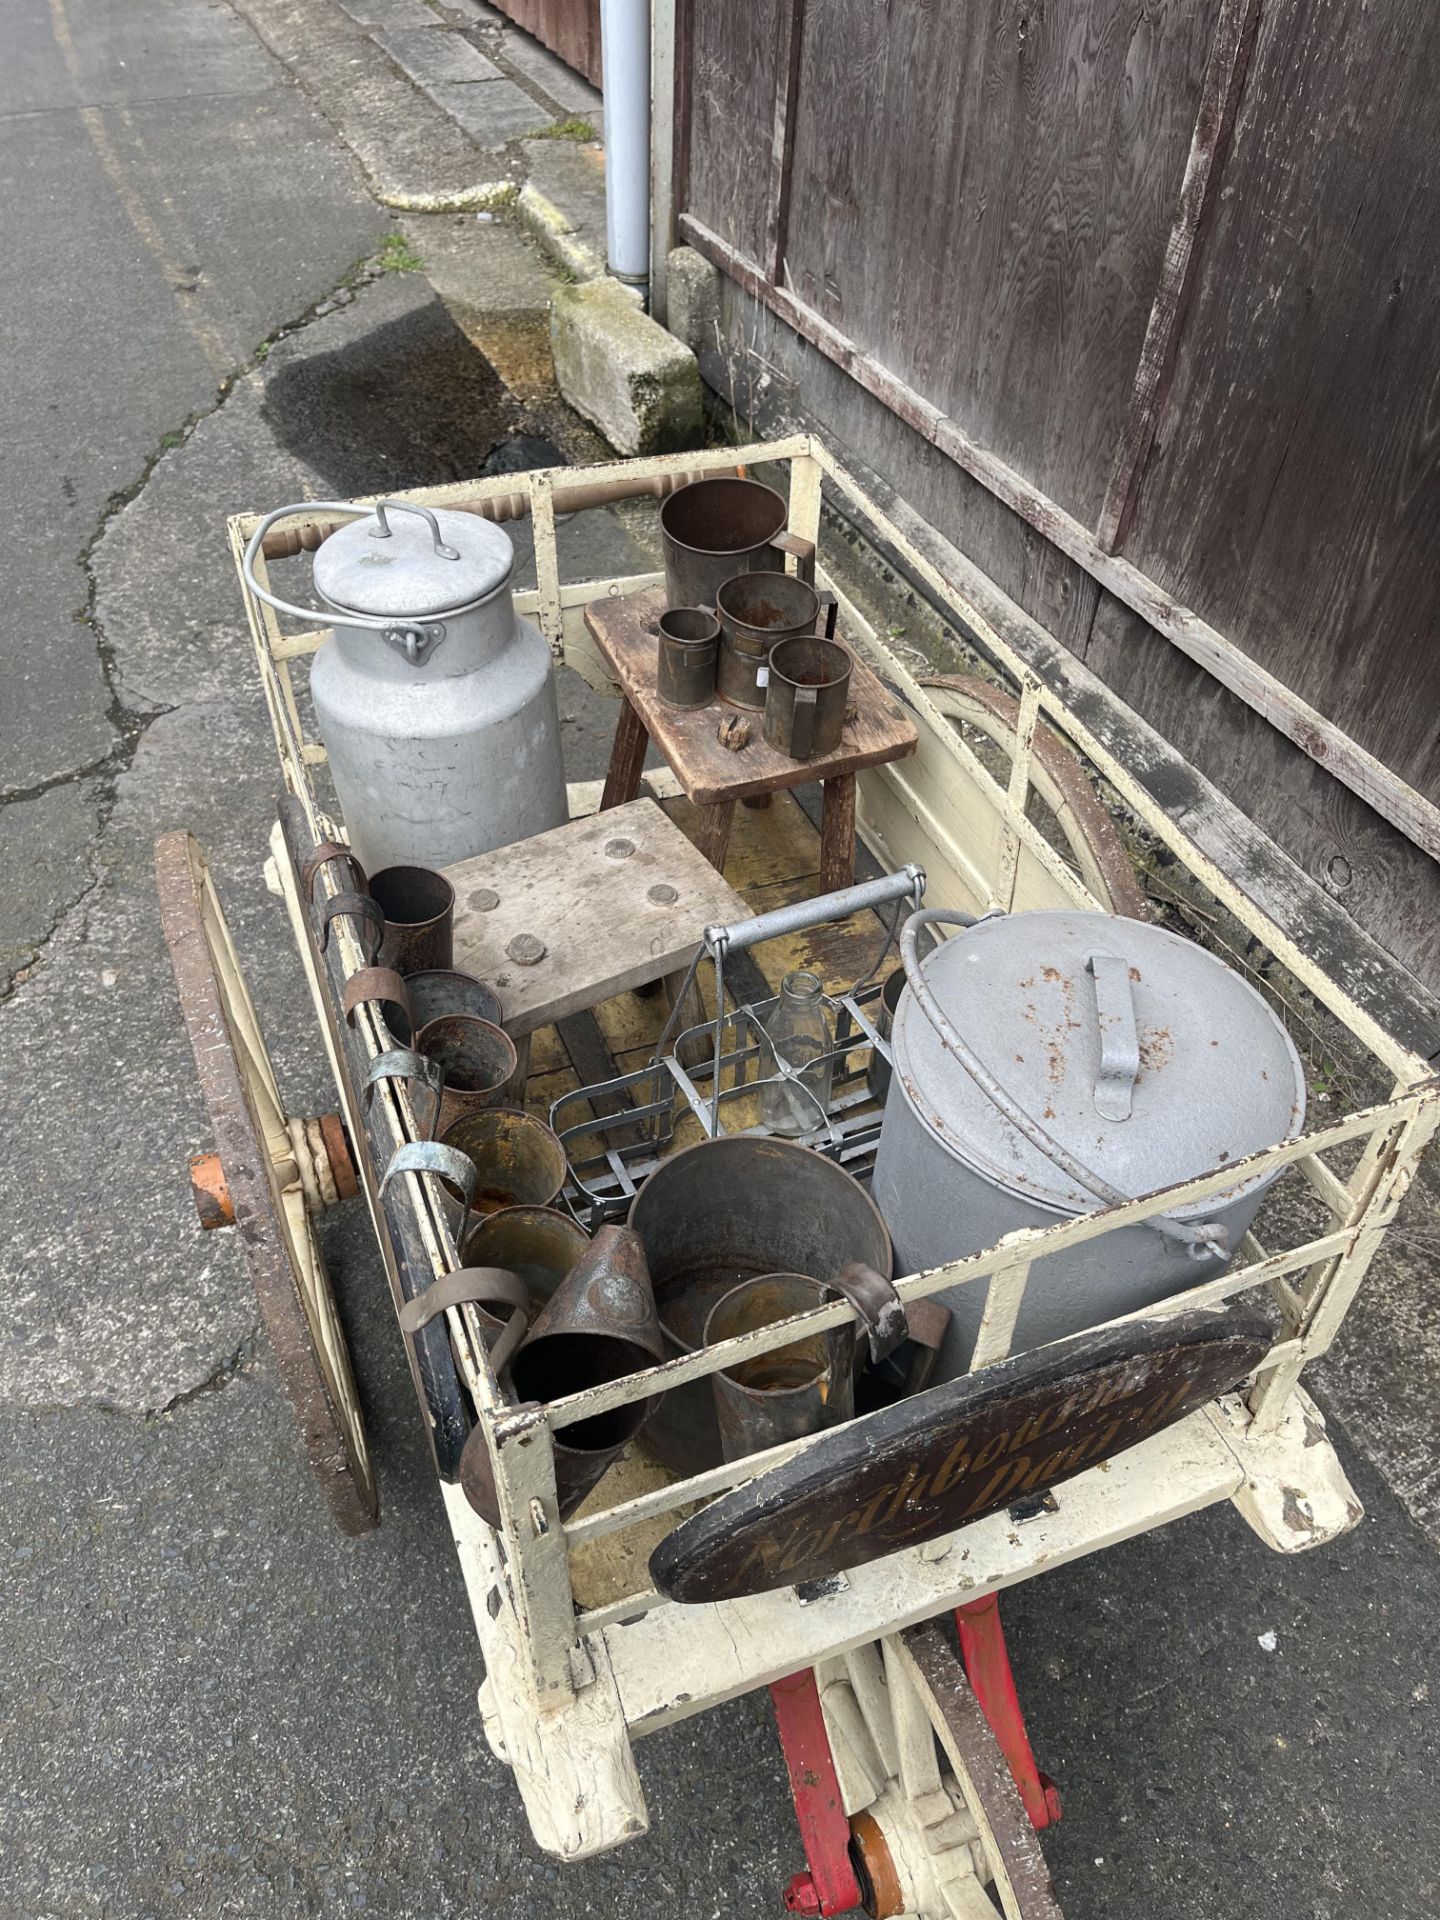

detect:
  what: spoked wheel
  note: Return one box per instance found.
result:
[156,830,378,1535]
[919,674,1147,920]
[774,1620,1063,1919]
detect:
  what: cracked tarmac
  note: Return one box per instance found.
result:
[4,2,1440,1917]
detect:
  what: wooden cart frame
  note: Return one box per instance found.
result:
[225,435,1438,1897]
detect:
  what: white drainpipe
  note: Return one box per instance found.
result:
[599,0,651,293]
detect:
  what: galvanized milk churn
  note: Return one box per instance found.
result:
[871,907,1306,1379]
[244,500,567,872]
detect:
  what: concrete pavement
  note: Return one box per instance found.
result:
[3,1,1440,1916]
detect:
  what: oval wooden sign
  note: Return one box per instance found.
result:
[649,1309,1270,1604]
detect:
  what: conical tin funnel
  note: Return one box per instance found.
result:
[508,1225,664,1517]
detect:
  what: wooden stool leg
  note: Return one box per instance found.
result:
[600,698,650,812]
[819,774,858,893]
[693,800,737,874]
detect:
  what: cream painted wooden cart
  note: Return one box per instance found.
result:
[170,436,1438,1920]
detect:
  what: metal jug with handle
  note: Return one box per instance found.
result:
[660,475,815,610]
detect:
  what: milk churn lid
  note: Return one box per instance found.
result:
[891,909,1306,1217]
[313,501,514,618]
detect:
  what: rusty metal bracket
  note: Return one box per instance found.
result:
[364,1048,442,1140]
[399,1266,531,1374]
[381,1139,477,1252]
[301,838,366,902]
[343,966,414,1047]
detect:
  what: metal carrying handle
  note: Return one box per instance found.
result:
[369,499,461,558]
[767,529,816,586]
[1087,951,1140,1121]
[399,1266,531,1374]
[829,1261,908,1364]
[380,1140,477,1257]
[364,1048,443,1141]
[900,909,1228,1261]
[241,500,452,665]
[789,684,817,758]
[706,867,925,960]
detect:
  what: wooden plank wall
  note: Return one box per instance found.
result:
[675,0,1440,995]
[490,0,602,89]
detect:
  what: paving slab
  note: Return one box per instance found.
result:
[499,26,604,118]
[434,74,558,145]
[335,0,441,28]
[233,0,511,207]
[377,23,503,84]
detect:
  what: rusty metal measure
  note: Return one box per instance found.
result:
[656,606,721,708]
[660,475,814,609]
[369,864,455,974]
[716,571,828,710]
[461,1204,590,1313]
[763,635,854,759]
[705,1273,856,1463]
[439,1106,567,1221]
[508,1226,665,1516]
[417,1014,518,1134]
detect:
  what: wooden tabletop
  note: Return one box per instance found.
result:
[443,798,748,1036]
[584,587,918,806]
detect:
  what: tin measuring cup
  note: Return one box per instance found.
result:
[704,1273,856,1463]
[461,1205,590,1313]
[656,606,721,708]
[369,864,455,974]
[439,1107,568,1223]
[417,1014,519,1133]
[660,475,815,610]
[763,635,854,759]
[716,572,837,709]
[406,968,504,1032]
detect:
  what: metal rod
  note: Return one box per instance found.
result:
[705,866,924,958]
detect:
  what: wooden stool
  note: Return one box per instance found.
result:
[585,588,918,890]
[443,797,748,1035]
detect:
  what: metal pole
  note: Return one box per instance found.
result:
[600,0,651,290]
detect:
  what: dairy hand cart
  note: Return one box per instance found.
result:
[159,436,1439,1919]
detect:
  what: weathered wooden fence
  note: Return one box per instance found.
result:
[673,0,1440,989]
[490,0,601,87]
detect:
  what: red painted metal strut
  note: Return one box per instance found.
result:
[770,1669,863,1916]
[955,1595,1062,1831]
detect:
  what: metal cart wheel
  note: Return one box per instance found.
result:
[919,674,1147,920]
[776,1624,1063,1920]
[156,830,378,1536]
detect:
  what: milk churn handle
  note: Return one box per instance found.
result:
[369,500,461,558]
[899,909,1228,1261]
[241,501,450,659]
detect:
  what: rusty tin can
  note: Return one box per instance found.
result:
[656,606,721,708]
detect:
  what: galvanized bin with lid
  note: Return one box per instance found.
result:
[243,498,567,872]
[871,906,1307,1377]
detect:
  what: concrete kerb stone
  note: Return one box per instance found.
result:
[515,179,606,281]
[550,275,703,456]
